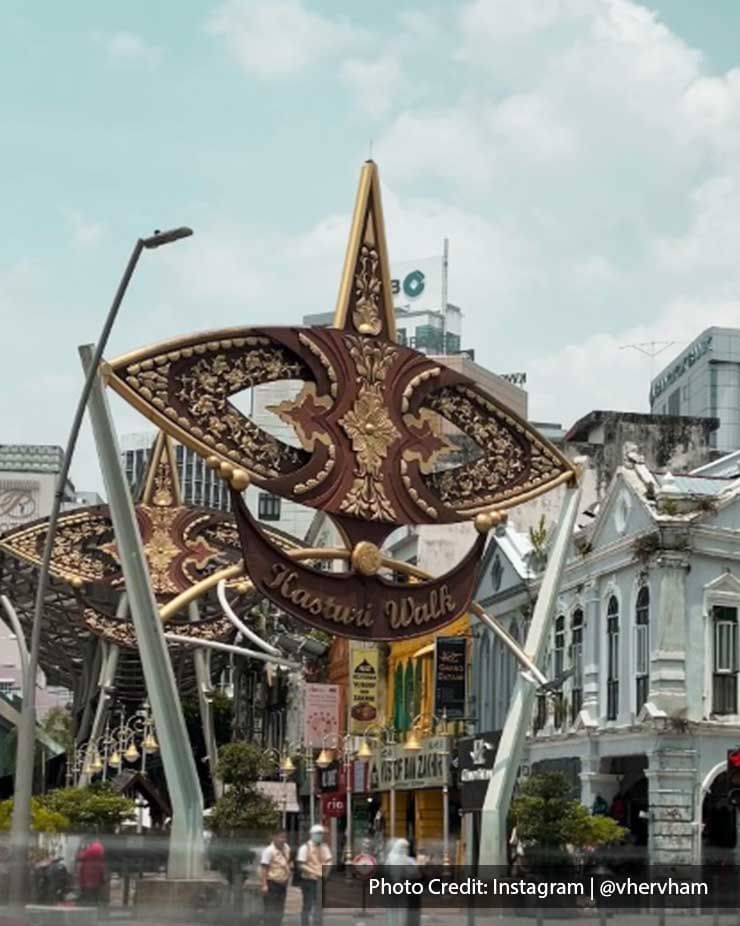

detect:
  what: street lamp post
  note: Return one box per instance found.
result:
[357,724,396,841]
[8,227,192,908]
[263,748,295,832]
[405,710,451,866]
[316,734,356,866]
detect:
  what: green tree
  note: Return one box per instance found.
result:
[0,797,69,834]
[209,742,279,838]
[40,706,75,754]
[511,772,626,863]
[40,785,135,833]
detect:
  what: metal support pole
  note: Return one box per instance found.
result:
[389,762,396,841]
[80,343,204,879]
[189,602,223,800]
[344,748,353,869]
[309,762,316,828]
[478,482,582,866]
[78,602,123,788]
[442,782,450,866]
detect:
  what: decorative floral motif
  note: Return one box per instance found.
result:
[422,386,564,509]
[351,244,382,335]
[340,386,400,476]
[176,347,308,477]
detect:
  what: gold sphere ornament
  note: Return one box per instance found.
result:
[70,576,84,590]
[230,469,250,491]
[474,513,493,534]
[206,455,221,470]
[219,461,234,480]
[351,541,382,577]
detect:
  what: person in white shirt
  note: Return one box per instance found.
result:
[297,824,332,926]
[260,830,291,926]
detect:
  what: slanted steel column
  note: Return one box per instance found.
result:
[189,601,223,800]
[80,344,204,878]
[478,481,582,866]
[77,598,123,789]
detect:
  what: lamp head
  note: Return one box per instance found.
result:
[404,730,422,752]
[316,748,333,769]
[357,738,373,760]
[142,227,193,249]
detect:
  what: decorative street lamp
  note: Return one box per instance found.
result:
[357,723,397,840]
[77,701,159,786]
[8,227,193,908]
[263,747,296,830]
[315,733,357,866]
[404,711,452,866]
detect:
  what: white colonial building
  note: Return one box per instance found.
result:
[474,446,740,864]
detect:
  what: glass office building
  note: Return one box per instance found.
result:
[650,327,740,453]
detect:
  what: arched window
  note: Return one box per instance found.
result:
[635,587,649,713]
[479,634,492,730]
[606,595,620,721]
[553,615,565,728]
[713,605,738,715]
[571,608,584,722]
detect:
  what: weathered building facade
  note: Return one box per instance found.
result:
[474,445,740,863]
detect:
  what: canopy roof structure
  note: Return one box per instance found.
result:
[0,431,302,704]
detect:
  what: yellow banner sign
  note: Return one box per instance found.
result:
[349,643,379,734]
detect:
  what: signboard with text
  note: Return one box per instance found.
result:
[369,736,450,791]
[349,642,379,733]
[391,257,444,315]
[304,683,340,748]
[458,731,501,811]
[434,636,467,719]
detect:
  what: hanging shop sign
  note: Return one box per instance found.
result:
[349,643,379,733]
[458,731,501,811]
[369,737,450,791]
[104,163,576,644]
[322,793,347,818]
[304,683,340,748]
[434,636,467,719]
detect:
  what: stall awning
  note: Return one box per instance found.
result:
[413,642,435,658]
[257,780,300,813]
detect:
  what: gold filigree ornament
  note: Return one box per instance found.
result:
[352,244,383,335]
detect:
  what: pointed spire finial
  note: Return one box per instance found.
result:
[332,161,396,342]
[139,432,183,507]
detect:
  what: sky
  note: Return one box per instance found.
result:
[2,0,740,494]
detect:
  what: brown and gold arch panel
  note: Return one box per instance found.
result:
[105,162,575,542]
[81,605,234,650]
[230,488,486,641]
[105,334,311,480]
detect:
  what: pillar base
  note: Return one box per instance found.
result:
[134,876,228,921]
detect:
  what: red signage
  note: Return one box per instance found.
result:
[322,794,347,818]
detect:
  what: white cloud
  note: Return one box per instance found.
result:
[103,31,162,66]
[67,211,104,249]
[206,0,363,79]
[340,56,403,119]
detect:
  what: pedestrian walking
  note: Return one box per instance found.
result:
[297,824,332,926]
[75,839,108,908]
[260,830,292,926]
[385,839,416,926]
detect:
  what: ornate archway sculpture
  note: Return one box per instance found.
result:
[103,162,578,641]
[0,431,302,684]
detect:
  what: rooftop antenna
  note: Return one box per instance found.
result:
[620,340,684,397]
